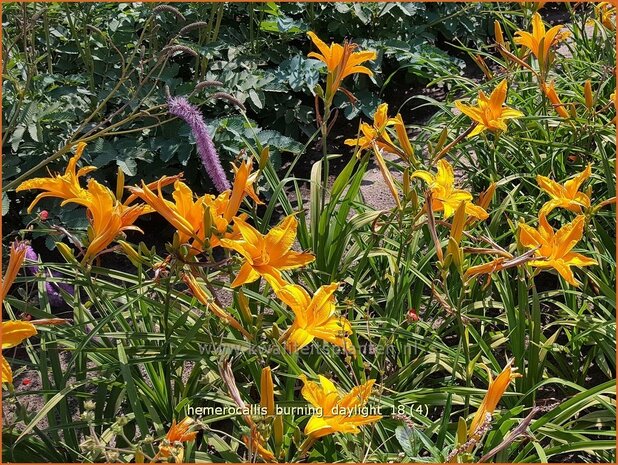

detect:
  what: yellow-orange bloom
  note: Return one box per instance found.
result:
[131,177,209,247]
[344,103,415,161]
[128,159,259,250]
[300,375,381,440]
[1,240,28,301]
[220,215,314,288]
[541,81,570,118]
[455,80,524,137]
[514,13,570,72]
[69,180,149,263]
[468,362,521,439]
[519,214,597,286]
[1,320,37,384]
[593,2,616,30]
[412,160,489,221]
[156,417,198,463]
[16,142,94,212]
[275,283,354,354]
[307,31,376,103]
[537,165,592,214]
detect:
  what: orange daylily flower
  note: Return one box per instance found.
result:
[412,160,489,221]
[233,161,263,206]
[344,103,415,161]
[128,159,259,251]
[15,143,152,262]
[541,81,571,118]
[275,283,354,354]
[16,142,95,212]
[68,180,149,263]
[592,2,616,30]
[300,375,381,440]
[519,214,597,286]
[514,13,570,74]
[219,215,314,289]
[1,320,37,384]
[307,31,376,104]
[537,165,592,214]
[455,80,524,137]
[155,417,198,463]
[1,240,28,301]
[131,177,209,247]
[468,362,521,439]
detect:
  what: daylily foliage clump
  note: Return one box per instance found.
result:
[3,4,615,464]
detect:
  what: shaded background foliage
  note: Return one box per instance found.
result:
[2,1,492,237]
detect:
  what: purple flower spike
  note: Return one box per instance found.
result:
[167,96,231,193]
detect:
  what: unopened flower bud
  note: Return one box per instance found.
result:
[406,308,419,323]
[83,400,96,411]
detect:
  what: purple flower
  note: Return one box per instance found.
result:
[24,246,40,275]
[24,246,73,307]
[167,96,231,192]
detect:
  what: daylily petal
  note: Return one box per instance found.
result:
[230,262,261,288]
[519,223,544,249]
[339,379,375,409]
[552,260,579,286]
[0,354,12,384]
[308,283,339,324]
[287,326,315,352]
[275,284,311,326]
[1,321,37,349]
[270,250,315,270]
[467,123,488,138]
[304,415,335,439]
[563,252,597,267]
[265,216,298,260]
[410,170,435,184]
[488,80,508,115]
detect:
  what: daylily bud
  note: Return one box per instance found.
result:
[135,449,145,463]
[139,241,152,256]
[269,323,280,340]
[259,146,270,170]
[435,128,448,154]
[237,289,253,323]
[409,189,418,210]
[494,20,505,47]
[450,201,467,244]
[584,80,594,110]
[117,240,143,266]
[260,367,275,415]
[474,55,493,80]
[478,182,497,210]
[402,169,410,199]
[56,242,77,264]
[406,308,419,323]
[203,205,213,239]
[115,167,125,202]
